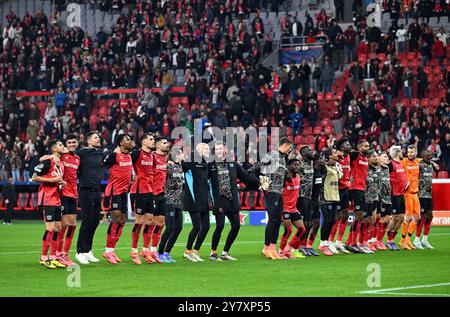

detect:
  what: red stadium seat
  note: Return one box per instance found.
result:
[294,135,303,145]
[313,126,322,135]
[421,98,430,107]
[432,98,440,107]
[411,98,420,106]
[286,127,293,136]
[317,92,325,101]
[325,92,334,101]
[438,171,448,179]
[401,98,410,107]
[304,135,315,144]
[324,126,333,135]
[321,118,331,127]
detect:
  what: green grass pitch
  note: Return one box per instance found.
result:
[1,221,450,297]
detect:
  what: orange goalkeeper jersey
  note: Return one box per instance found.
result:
[402,158,420,194]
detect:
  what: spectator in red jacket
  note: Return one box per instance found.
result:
[432,38,445,65]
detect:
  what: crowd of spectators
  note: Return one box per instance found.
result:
[0,0,449,183]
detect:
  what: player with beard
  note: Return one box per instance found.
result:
[363,150,380,253]
[414,150,439,249]
[386,145,408,251]
[374,152,391,251]
[129,133,155,265]
[345,140,370,254]
[145,137,170,263]
[317,148,343,256]
[328,138,351,254]
[158,146,185,262]
[103,134,134,264]
[290,146,315,257]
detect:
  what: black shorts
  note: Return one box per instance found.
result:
[380,203,392,217]
[40,205,62,222]
[419,198,433,213]
[391,195,405,215]
[61,196,78,215]
[152,193,167,216]
[298,197,313,221]
[351,190,368,215]
[130,193,154,215]
[283,211,303,222]
[367,202,378,215]
[337,188,350,211]
[104,193,128,214]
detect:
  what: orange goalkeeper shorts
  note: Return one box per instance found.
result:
[404,192,420,216]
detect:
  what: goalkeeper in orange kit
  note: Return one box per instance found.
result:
[400,145,421,250]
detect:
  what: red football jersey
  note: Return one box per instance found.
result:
[338,155,351,190]
[390,160,408,196]
[61,153,80,199]
[130,149,154,194]
[104,152,133,196]
[349,153,368,191]
[282,176,300,213]
[152,152,167,195]
[35,158,64,206]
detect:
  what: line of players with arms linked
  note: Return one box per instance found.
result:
[31,131,439,268]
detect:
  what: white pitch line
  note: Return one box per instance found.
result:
[359,282,450,295]
[365,292,450,297]
[0,240,264,255]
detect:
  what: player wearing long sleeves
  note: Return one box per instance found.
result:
[414,150,439,249]
[158,146,185,262]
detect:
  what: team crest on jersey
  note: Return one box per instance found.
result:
[112,203,118,208]
[137,208,142,213]
[61,206,65,211]
[230,163,234,167]
[46,215,52,220]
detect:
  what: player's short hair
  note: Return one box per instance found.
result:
[420,149,431,158]
[335,137,349,150]
[357,139,368,148]
[116,134,131,146]
[86,131,99,141]
[140,133,153,143]
[367,149,377,157]
[389,145,402,159]
[280,137,293,146]
[214,141,226,147]
[154,136,168,144]
[407,144,417,152]
[48,139,61,151]
[66,134,77,141]
[299,145,310,156]
[321,148,333,161]
[288,158,300,165]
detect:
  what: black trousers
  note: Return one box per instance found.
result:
[211,197,241,253]
[4,204,13,223]
[320,202,337,241]
[77,188,101,253]
[158,205,183,254]
[186,211,210,251]
[264,192,283,246]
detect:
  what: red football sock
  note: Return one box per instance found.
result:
[378,223,388,241]
[280,226,293,251]
[372,220,379,240]
[142,224,153,248]
[106,222,116,248]
[112,224,124,248]
[42,230,51,257]
[424,217,433,236]
[307,232,316,248]
[328,220,339,242]
[337,219,347,242]
[63,225,76,254]
[49,231,59,258]
[416,217,424,237]
[151,225,164,248]
[131,223,143,249]
[362,223,370,245]
[288,226,305,249]
[392,230,398,241]
[57,227,67,253]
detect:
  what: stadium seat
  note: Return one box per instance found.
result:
[401,98,410,107]
[421,98,430,107]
